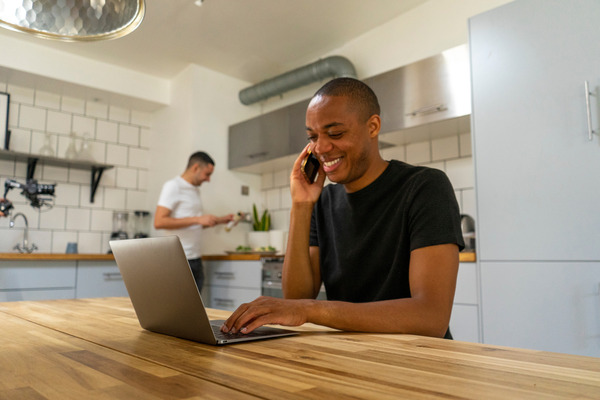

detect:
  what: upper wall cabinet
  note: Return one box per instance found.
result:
[229,107,290,170]
[365,45,471,135]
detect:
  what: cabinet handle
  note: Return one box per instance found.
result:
[103,272,123,281]
[214,271,235,280]
[584,81,597,141]
[248,151,268,159]
[405,103,447,117]
[214,298,235,306]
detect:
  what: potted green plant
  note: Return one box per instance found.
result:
[247,204,271,250]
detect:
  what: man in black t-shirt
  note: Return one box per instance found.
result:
[222,78,464,338]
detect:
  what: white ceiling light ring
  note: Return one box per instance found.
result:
[0,0,145,42]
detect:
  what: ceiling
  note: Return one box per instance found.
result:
[0,0,429,84]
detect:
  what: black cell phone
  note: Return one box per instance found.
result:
[301,149,320,184]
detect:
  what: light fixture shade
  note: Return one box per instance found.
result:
[0,0,145,41]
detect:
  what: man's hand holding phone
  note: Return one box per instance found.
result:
[290,145,325,204]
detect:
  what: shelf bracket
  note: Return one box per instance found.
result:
[26,157,38,180]
[90,167,105,203]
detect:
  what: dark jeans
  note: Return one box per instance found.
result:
[188,258,204,293]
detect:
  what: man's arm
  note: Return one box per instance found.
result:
[282,144,326,299]
[222,243,459,338]
[153,205,222,229]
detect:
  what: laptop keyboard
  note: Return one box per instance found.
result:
[211,324,267,339]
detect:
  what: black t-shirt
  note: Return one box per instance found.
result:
[309,160,464,303]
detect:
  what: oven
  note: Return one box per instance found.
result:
[261,257,326,300]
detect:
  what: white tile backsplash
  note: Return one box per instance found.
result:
[72,115,95,137]
[106,143,128,166]
[61,96,85,114]
[128,147,148,169]
[97,120,118,143]
[19,105,46,131]
[432,136,459,161]
[446,157,475,190]
[109,105,130,123]
[140,127,151,148]
[86,102,108,119]
[126,190,146,210]
[91,209,114,231]
[7,84,34,105]
[118,124,139,146]
[104,187,126,209]
[406,141,431,165]
[459,132,472,157]
[116,167,137,188]
[35,90,61,110]
[47,110,71,135]
[9,128,31,153]
[55,183,81,207]
[66,208,91,230]
[78,232,103,254]
[0,87,151,253]
[42,165,69,181]
[52,231,78,253]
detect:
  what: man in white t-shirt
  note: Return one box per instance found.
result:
[154,151,233,291]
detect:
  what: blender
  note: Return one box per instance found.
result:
[110,211,129,241]
[133,210,151,238]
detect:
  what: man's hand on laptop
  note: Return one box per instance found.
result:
[221,296,313,334]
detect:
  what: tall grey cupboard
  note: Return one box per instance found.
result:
[469,0,600,356]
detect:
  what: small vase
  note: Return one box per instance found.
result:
[247,231,270,250]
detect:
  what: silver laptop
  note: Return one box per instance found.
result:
[110,236,297,345]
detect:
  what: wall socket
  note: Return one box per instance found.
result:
[241,185,249,196]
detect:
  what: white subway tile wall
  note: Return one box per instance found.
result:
[261,129,476,232]
[0,84,153,253]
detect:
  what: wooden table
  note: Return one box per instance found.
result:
[0,298,598,399]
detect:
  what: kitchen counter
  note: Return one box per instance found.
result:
[0,297,597,399]
[0,253,114,261]
[203,251,477,262]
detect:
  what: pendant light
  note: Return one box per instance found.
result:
[0,0,145,42]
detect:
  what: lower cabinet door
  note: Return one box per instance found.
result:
[450,304,480,343]
[481,261,600,357]
[208,286,261,311]
[0,289,75,302]
[76,261,128,298]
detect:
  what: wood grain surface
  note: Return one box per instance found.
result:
[0,297,597,399]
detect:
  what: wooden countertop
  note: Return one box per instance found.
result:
[204,252,477,262]
[0,297,597,399]
[0,253,114,261]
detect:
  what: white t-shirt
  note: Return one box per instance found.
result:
[157,176,203,259]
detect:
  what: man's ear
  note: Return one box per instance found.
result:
[367,114,381,139]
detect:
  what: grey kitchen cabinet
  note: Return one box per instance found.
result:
[0,261,76,301]
[228,107,290,169]
[75,260,128,298]
[480,261,600,357]
[450,262,480,343]
[203,260,261,311]
[288,99,311,154]
[470,0,600,355]
[365,45,471,136]
[470,0,600,262]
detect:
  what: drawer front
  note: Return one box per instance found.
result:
[76,261,128,298]
[450,304,480,343]
[0,262,76,290]
[205,261,261,289]
[0,289,76,302]
[454,262,478,305]
[207,286,261,311]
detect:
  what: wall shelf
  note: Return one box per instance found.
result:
[0,149,114,203]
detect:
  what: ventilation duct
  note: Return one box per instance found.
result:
[239,56,357,105]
